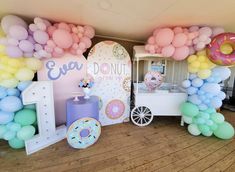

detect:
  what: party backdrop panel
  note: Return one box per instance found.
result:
[37,54,87,125]
[87,41,131,126]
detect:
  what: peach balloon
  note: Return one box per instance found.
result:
[155,28,174,47]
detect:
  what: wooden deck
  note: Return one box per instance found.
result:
[0,110,235,172]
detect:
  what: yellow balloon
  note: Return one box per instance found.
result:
[25,58,43,71]
[197,50,207,56]
[5,66,18,74]
[198,69,211,79]
[198,55,206,62]
[7,58,23,68]
[191,61,200,68]
[220,43,233,55]
[1,71,13,79]
[15,68,35,81]
[199,62,209,69]
[187,55,197,63]
[0,78,19,88]
[188,66,198,73]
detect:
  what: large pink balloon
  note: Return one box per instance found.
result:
[172,46,189,61]
[1,15,27,34]
[33,30,49,44]
[52,29,73,49]
[84,25,95,38]
[161,45,175,57]
[155,28,174,47]
[9,25,28,40]
[172,33,187,47]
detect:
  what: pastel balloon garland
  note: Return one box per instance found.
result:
[145,26,224,60]
[0,15,95,59]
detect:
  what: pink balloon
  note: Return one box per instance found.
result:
[212,27,225,37]
[19,40,34,52]
[77,26,85,33]
[71,33,79,43]
[147,36,155,44]
[54,47,64,54]
[148,45,155,53]
[172,33,187,47]
[189,26,199,32]
[189,46,195,55]
[196,42,205,50]
[198,34,208,42]
[72,43,79,49]
[6,45,23,58]
[69,48,77,55]
[173,27,183,34]
[72,26,78,33]
[186,39,192,46]
[52,29,73,49]
[162,44,175,57]
[144,44,151,51]
[188,32,198,39]
[155,28,174,47]
[58,22,71,32]
[44,45,53,53]
[205,38,211,44]
[193,38,199,44]
[172,46,189,60]
[80,36,92,48]
[52,50,63,58]
[33,30,49,44]
[47,40,56,48]
[78,42,86,50]
[156,47,162,54]
[84,25,95,38]
[153,28,160,36]
[199,27,212,37]
[76,48,83,56]
[9,25,28,40]
[47,26,56,36]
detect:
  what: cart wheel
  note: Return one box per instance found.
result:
[131,106,153,127]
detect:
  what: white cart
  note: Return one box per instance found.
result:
[131,46,187,127]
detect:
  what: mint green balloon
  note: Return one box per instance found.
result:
[202,108,216,114]
[181,102,199,117]
[198,112,210,119]
[17,125,35,141]
[214,122,235,139]
[0,125,7,138]
[210,123,218,131]
[6,122,21,131]
[3,130,16,140]
[201,130,213,137]
[188,124,201,136]
[198,124,210,133]
[14,109,36,126]
[210,113,225,124]
[183,116,193,124]
[8,137,25,149]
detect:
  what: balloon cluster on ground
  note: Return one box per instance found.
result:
[0,15,95,59]
[145,26,224,60]
[0,81,37,149]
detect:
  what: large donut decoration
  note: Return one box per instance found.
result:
[207,33,235,66]
[67,117,101,149]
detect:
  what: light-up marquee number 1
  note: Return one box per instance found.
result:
[22,81,66,155]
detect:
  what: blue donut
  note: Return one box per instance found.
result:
[67,117,101,149]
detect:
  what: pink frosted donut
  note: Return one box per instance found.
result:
[105,99,125,119]
[207,33,235,66]
[144,71,163,91]
[100,63,110,74]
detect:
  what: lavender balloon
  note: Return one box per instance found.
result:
[6,45,23,58]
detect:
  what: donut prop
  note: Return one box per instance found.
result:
[207,33,235,66]
[67,117,101,149]
[105,99,125,119]
[144,71,163,91]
